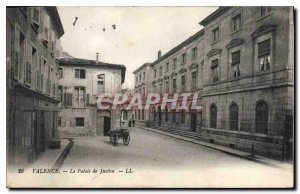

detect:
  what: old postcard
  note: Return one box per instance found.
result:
[6,6,294,188]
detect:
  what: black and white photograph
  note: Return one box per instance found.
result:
[5,4,295,188]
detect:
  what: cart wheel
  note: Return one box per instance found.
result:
[112,134,117,146]
[123,134,130,146]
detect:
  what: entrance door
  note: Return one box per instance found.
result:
[104,117,111,136]
[191,112,197,132]
[158,106,162,126]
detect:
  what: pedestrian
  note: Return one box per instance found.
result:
[132,119,135,127]
[128,119,131,127]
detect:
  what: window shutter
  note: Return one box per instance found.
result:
[84,118,89,127]
[75,69,79,78]
[13,27,20,76]
[81,70,86,79]
[70,117,75,127]
[63,92,67,106]
[66,93,73,106]
[258,39,271,57]
[43,15,50,42]
[32,7,40,25]
[231,51,240,65]
[86,93,90,106]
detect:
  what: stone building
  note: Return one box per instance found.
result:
[6,7,64,166]
[199,7,294,160]
[132,62,152,127]
[134,7,294,160]
[57,54,126,137]
[148,30,204,132]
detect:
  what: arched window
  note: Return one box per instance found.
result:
[165,107,169,122]
[256,101,268,134]
[181,110,185,124]
[210,104,217,128]
[230,102,238,130]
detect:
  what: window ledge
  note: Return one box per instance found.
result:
[254,70,272,77]
[211,40,220,46]
[230,27,243,36]
[256,12,273,22]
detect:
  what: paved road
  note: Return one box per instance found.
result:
[60,127,293,188]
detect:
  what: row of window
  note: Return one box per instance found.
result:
[209,100,269,134]
[135,72,146,84]
[58,117,85,127]
[209,7,272,83]
[58,68,87,79]
[153,47,198,78]
[135,87,146,96]
[134,109,145,121]
[153,108,187,124]
[210,38,271,83]
[14,26,58,98]
[18,7,60,58]
[58,86,90,108]
[211,7,271,43]
[153,71,198,94]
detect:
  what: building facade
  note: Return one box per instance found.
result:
[57,54,126,137]
[148,30,204,132]
[6,7,64,167]
[133,63,152,127]
[199,7,294,160]
[134,7,294,160]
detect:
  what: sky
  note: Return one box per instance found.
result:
[57,7,218,89]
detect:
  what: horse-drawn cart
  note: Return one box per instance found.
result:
[108,129,130,146]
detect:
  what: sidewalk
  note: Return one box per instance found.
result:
[140,126,293,169]
[25,139,70,171]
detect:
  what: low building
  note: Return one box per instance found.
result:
[6,6,64,166]
[57,53,126,137]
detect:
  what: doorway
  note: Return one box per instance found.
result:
[104,117,111,136]
[191,112,197,132]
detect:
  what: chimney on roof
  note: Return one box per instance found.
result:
[96,53,99,63]
[158,50,162,59]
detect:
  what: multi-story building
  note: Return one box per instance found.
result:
[132,63,152,126]
[134,7,294,160]
[149,30,204,132]
[6,7,64,166]
[57,53,126,137]
[199,7,294,160]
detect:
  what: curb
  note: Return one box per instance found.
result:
[52,138,74,169]
[139,127,286,169]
